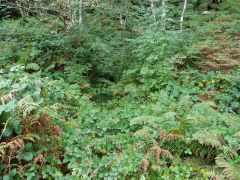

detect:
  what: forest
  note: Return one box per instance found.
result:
[0,0,239,179]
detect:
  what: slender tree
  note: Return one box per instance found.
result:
[119,13,127,41]
[161,0,166,30]
[79,0,83,24]
[180,0,187,32]
[149,0,156,21]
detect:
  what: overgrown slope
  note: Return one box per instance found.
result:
[0,0,239,179]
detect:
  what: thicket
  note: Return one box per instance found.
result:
[0,0,239,179]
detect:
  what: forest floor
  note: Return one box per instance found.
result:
[0,0,240,179]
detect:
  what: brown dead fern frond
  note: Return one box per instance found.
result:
[142,159,150,172]
[162,149,174,160]
[20,154,46,177]
[159,129,167,141]
[159,128,176,141]
[0,138,25,173]
[152,146,173,162]
[34,154,46,165]
[0,93,14,103]
[53,125,62,140]
[0,139,25,154]
[0,134,39,174]
[152,146,162,162]
[166,134,175,141]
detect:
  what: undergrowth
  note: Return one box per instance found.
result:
[0,0,240,179]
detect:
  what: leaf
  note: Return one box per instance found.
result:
[24,152,33,161]
[24,143,33,151]
[3,127,13,137]
[3,175,10,180]
[26,63,40,71]
[130,116,155,126]
[0,105,5,115]
[35,98,44,105]
[5,99,17,112]
[33,87,42,96]
[15,125,23,135]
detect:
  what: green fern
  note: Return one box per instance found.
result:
[7,114,20,131]
[192,130,223,149]
[175,95,193,115]
[17,95,39,117]
[26,63,40,71]
[189,141,217,160]
[219,113,240,129]
[133,126,154,137]
[187,102,220,128]
[130,116,155,126]
[216,154,240,180]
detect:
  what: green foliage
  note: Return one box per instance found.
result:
[124,28,193,92]
[0,66,79,178]
[195,71,240,113]
[0,0,239,179]
[0,18,64,68]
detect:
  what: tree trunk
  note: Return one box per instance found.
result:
[149,0,156,21]
[119,13,126,41]
[79,0,83,24]
[161,0,166,30]
[180,0,187,33]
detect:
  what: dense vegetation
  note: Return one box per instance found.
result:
[0,0,239,179]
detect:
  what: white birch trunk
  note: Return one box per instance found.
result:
[180,0,187,33]
[161,0,166,30]
[69,0,78,28]
[149,0,156,21]
[71,10,76,25]
[119,13,126,41]
[69,0,75,27]
[79,0,83,24]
